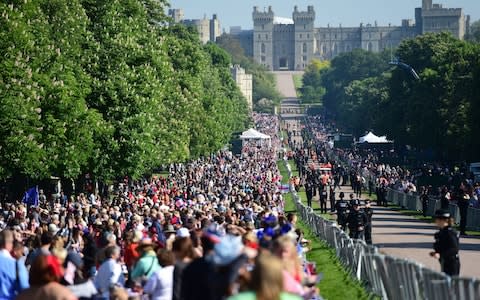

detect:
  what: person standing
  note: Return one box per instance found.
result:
[305,181,313,208]
[364,201,374,245]
[0,229,29,300]
[329,186,335,213]
[319,185,328,214]
[457,192,470,236]
[430,210,460,276]
[346,200,367,240]
[335,192,349,231]
[94,246,125,299]
[420,187,430,217]
[440,187,451,210]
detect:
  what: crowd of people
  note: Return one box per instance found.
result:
[298,115,478,236]
[0,113,324,300]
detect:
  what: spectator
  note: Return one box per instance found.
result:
[16,254,75,300]
[94,246,125,299]
[130,238,160,283]
[227,253,301,300]
[0,229,29,300]
[143,249,175,300]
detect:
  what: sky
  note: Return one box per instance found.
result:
[168,0,479,32]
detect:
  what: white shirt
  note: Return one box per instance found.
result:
[143,265,174,300]
[94,258,125,298]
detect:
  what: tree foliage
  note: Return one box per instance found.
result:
[302,32,480,161]
[0,0,249,182]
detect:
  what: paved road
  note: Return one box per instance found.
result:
[274,71,302,98]
[276,72,480,278]
[373,205,480,277]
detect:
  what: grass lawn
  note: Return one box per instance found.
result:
[278,160,373,300]
[292,74,303,97]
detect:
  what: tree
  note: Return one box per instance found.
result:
[0,1,46,179]
[321,49,390,115]
[300,59,330,104]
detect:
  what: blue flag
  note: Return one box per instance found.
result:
[22,186,39,206]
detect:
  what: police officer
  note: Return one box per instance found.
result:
[305,180,314,208]
[430,210,460,276]
[346,199,367,239]
[319,185,328,214]
[335,192,349,231]
[329,185,336,212]
[420,186,430,217]
[364,200,374,245]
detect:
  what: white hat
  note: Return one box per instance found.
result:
[176,227,190,238]
[48,224,59,235]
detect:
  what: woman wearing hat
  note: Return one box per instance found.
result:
[430,210,460,276]
[130,238,160,284]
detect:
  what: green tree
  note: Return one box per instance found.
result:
[82,0,170,179]
[0,1,46,179]
[300,59,330,104]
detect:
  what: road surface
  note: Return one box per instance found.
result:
[277,72,480,278]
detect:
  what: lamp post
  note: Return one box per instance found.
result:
[389,57,420,80]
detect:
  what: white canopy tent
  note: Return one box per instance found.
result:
[358,132,392,144]
[240,128,271,147]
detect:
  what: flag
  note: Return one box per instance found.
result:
[22,186,39,206]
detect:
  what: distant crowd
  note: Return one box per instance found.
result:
[0,113,322,300]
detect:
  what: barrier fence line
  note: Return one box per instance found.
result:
[386,189,480,232]
[283,158,480,300]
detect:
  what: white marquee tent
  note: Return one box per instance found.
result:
[240,128,271,147]
[358,132,392,144]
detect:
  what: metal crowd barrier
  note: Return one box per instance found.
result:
[284,159,480,300]
[386,189,480,231]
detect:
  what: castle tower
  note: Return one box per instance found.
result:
[293,6,315,70]
[422,0,433,10]
[210,14,221,42]
[253,6,274,70]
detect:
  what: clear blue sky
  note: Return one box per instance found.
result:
[168,0,479,32]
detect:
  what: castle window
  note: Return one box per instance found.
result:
[368,42,373,51]
[307,34,310,38]
[265,34,268,40]
[334,34,337,39]
[258,34,261,40]
[300,34,303,39]
[322,44,327,54]
[262,25,264,30]
[261,56,266,62]
[302,55,307,62]
[303,43,307,53]
[261,43,266,54]
[304,24,306,30]
[323,34,326,39]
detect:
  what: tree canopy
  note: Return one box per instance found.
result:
[301,33,480,161]
[0,0,249,182]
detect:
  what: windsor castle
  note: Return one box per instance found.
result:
[231,0,470,71]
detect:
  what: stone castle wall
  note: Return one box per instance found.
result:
[242,1,468,71]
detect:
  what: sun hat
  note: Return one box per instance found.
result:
[212,234,244,266]
[176,227,190,238]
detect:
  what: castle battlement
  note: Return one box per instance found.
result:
[253,6,274,22]
[422,8,463,18]
[292,5,315,21]
[248,1,468,71]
